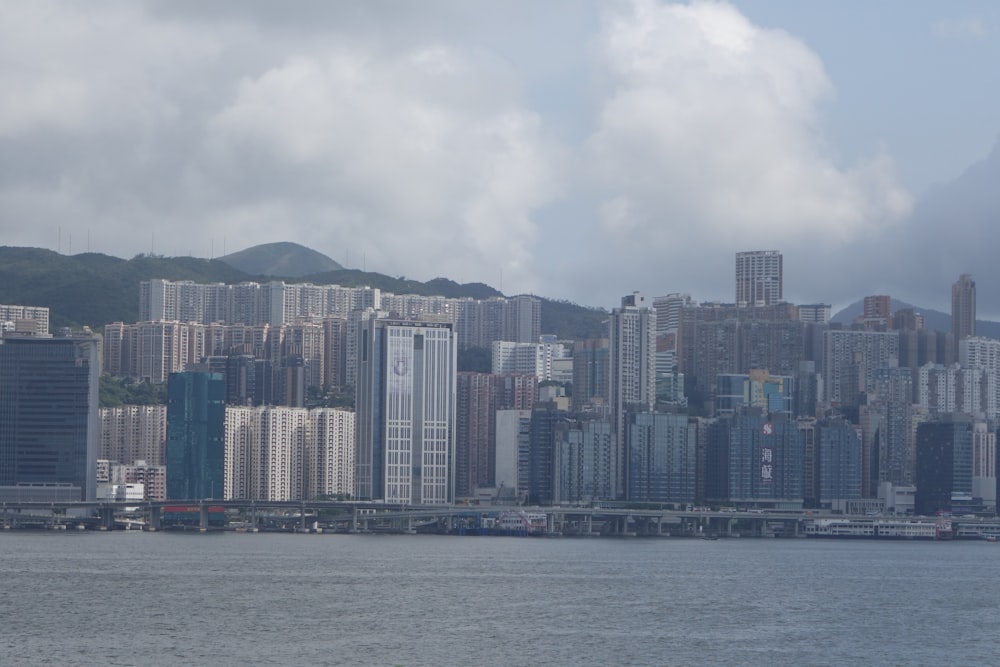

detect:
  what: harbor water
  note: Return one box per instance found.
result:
[2,532,998,666]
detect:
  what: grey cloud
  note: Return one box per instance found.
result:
[1,0,996,314]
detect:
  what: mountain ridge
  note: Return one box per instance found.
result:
[219,241,343,277]
[0,245,607,339]
[832,297,1000,339]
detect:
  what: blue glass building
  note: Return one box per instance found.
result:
[166,372,225,499]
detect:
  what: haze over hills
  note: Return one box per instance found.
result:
[874,139,1000,316]
[832,298,1000,340]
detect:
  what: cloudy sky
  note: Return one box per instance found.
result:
[2,1,999,314]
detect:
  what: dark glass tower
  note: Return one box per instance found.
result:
[166,372,225,499]
[0,333,101,501]
[951,274,976,342]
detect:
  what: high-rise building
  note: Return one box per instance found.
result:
[100,405,167,466]
[222,405,350,501]
[797,304,831,324]
[858,295,892,330]
[822,330,899,406]
[166,372,226,499]
[454,372,537,498]
[952,274,976,342]
[705,414,804,506]
[815,417,862,509]
[867,366,917,493]
[652,293,690,404]
[915,416,973,515]
[972,421,996,510]
[491,339,568,380]
[677,301,801,401]
[571,339,609,411]
[715,370,795,417]
[455,372,497,499]
[307,408,356,500]
[496,408,531,502]
[959,336,1000,419]
[355,318,456,504]
[864,295,892,320]
[735,250,783,307]
[555,415,614,503]
[915,363,991,418]
[0,332,101,501]
[112,460,167,501]
[525,401,565,505]
[608,292,656,498]
[0,304,50,334]
[626,413,696,504]
[731,416,804,506]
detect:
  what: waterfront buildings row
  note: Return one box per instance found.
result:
[95,353,996,514]
[3,259,998,518]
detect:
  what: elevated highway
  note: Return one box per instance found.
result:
[0,498,820,536]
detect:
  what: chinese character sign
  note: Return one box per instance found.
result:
[761,446,773,485]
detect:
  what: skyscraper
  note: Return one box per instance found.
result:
[952,274,976,342]
[0,332,101,501]
[166,372,226,499]
[735,250,783,307]
[571,338,609,411]
[915,416,973,516]
[608,292,656,498]
[355,317,456,504]
[626,412,696,504]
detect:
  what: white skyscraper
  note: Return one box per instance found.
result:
[224,405,355,501]
[356,317,456,504]
[960,336,1000,420]
[735,250,783,307]
[608,292,656,498]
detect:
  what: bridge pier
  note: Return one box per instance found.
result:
[147,506,161,531]
[99,506,115,531]
[199,503,208,532]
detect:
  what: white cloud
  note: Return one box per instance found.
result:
[0,2,565,293]
[565,0,912,303]
[202,46,565,288]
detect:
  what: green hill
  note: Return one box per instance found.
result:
[220,241,343,277]
[0,245,606,339]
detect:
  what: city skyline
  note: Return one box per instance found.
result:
[1,2,999,314]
